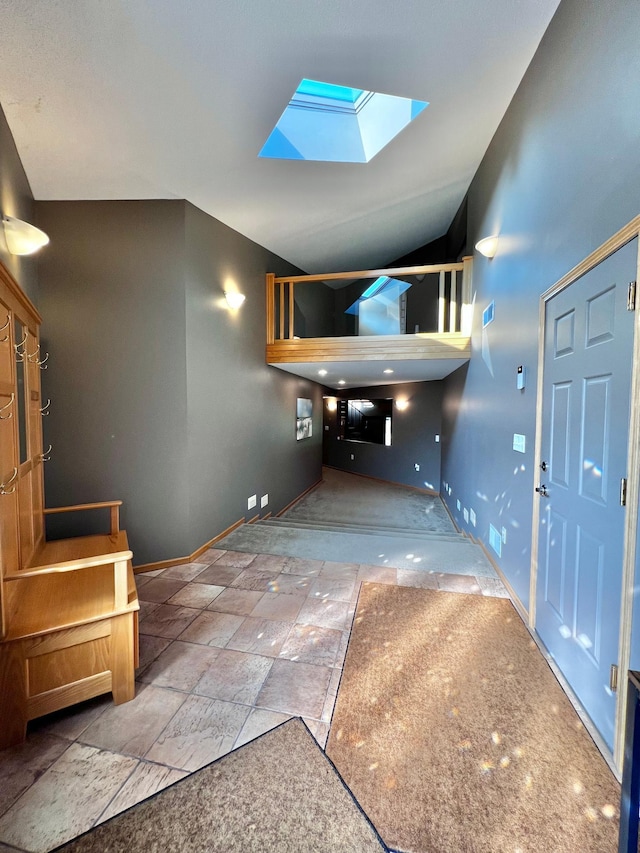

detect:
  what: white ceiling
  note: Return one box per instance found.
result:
[0,0,561,274]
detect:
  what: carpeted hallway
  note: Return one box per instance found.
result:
[219,468,500,577]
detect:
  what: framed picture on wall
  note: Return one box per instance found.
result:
[296,398,312,440]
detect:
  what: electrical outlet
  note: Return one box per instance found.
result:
[414,463,420,472]
[261,494,268,508]
[435,434,440,443]
[350,453,355,460]
[324,425,329,431]
[247,494,257,510]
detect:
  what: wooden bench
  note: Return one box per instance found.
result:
[0,500,139,750]
[0,262,139,750]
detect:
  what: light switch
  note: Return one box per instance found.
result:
[513,434,526,453]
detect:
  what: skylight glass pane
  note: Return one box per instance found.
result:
[296,79,364,103]
[259,79,428,163]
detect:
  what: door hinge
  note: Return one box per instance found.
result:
[620,477,628,507]
[628,281,637,311]
[610,664,619,693]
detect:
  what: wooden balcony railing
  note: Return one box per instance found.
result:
[266,257,473,345]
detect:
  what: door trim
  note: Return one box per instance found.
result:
[530,214,640,772]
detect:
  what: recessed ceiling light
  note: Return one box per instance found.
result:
[318,369,328,376]
[338,380,346,385]
[260,78,428,163]
[383,368,394,374]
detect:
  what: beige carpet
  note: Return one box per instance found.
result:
[326,583,621,853]
[54,718,387,853]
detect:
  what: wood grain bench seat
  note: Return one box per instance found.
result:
[0,503,139,750]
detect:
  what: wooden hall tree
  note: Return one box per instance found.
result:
[0,261,139,749]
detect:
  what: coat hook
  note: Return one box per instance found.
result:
[41,444,52,462]
[0,467,18,495]
[14,332,27,361]
[37,351,49,369]
[40,398,51,416]
[0,393,14,420]
[0,315,9,343]
[27,344,40,362]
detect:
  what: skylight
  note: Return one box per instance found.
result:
[345,277,412,315]
[259,78,428,163]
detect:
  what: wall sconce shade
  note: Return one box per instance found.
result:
[475,235,499,258]
[395,399,409,411]
[2,216,50,255]
[224,291,246,309]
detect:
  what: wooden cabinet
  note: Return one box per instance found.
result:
[0,262,139,750]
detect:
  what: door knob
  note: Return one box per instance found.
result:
[540,461,548,472]
[535,484,549,497]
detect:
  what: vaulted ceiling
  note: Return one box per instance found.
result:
[0,0,560,273]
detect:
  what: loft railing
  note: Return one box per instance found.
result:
[266,258,473,345]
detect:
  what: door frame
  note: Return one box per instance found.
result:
[530,215,640,772]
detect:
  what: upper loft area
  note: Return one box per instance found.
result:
[265,258,472,389]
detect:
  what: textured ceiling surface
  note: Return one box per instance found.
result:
[0,0,560,272]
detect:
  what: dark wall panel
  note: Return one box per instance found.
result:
[323,380,443,491]
[0,105,38,301]
[440,0,640,612]
[35,201,190,564]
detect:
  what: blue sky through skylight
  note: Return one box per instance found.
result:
[345,277,413,315]
[259,79,428,163]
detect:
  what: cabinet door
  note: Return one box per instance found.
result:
[0,300,18,635]
[26,338,44,549]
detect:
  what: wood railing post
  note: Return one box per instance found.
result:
[460,256,473,336]
[449,269,458,333]
[288,281,295,340]
[279,283,285,341]
[266,274,275,346]
[438,271,445,334]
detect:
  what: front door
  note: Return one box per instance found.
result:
[535,238,637,752]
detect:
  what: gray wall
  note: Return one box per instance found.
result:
[34,199,323,565]
[440,0,640,619]
[184,203,323,556]
[35,201,191,562]
[0,105,38,302]
[323,381,443,491]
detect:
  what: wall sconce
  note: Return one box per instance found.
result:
[2,215,50,256]
[326,398,337,412]
[395,399,409,411]
[224,291,246,309]
[475,235,499,259]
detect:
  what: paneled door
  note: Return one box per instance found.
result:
[535,238,637,752]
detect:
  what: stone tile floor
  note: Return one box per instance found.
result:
[0,548,507,853]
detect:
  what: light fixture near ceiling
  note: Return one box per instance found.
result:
[395,399,409,410]
[475,235,499,258]
[2,215,49,256]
